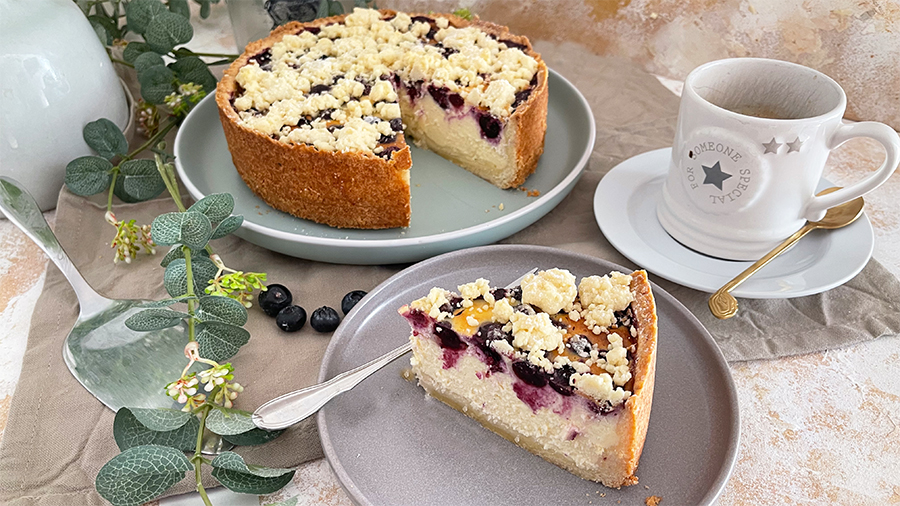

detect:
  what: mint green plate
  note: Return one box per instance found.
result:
[174,69,594,265]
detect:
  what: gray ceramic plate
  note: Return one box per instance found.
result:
[318,245,740,505]
[174,70,594,265]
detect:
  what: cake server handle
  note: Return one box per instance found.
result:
[252,268,537,430]
[253,341,413,430]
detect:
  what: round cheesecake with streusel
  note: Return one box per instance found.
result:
[216,8,548,229]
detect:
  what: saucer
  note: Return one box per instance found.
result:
[594,148,874,299]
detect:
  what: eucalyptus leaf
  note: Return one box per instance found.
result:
[76,0,92,15]
[151,211,213,250]
[95,444,191,506]
[196,321,250,362]
[210,215,243,240]
[211,451,293,477]
[187,193,234,224]
[163,256,218,297]
[83,118,128,160]
[89,12,121,40]
[126,0,167,35]
[123,42,152,64]
[125,308,189,331]
[88,17,111,45]
[133,51,165,74]
[198,0,210,18]
[139,64,176,104]
[328,0,344,16]
[145,10,193,54]
[118,159,166,201]
[167,0,190,18]
[204,411,255,436]
[114,408,200,452]
[316,0,329,19]
[222,427,285,447]
[138,295,197,307]
[129,407,194,432]
[65,156,113,196]
[197,295,248,326]
[211,452,294,494]
[169,56,217,93]
[354,0,368,7]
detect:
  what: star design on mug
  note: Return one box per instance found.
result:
[787,137,804,153]
[702,161,732,191]
[762,138,781,154]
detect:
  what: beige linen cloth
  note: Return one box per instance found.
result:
[2,43,899,505]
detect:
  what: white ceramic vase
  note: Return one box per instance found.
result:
[0,0,129,211]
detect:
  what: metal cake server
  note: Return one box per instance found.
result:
[253,268,537,430]
[0,176,197,412]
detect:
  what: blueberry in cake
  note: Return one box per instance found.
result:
[216,8,548,229]
[398,268,658,487]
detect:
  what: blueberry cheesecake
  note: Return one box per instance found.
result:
[216,8,548,229]
[398,268,658,487]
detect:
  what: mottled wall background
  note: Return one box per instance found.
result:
[386,0,900,130]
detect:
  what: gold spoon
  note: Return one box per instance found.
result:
[708,187,865,319]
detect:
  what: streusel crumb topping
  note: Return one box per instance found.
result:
[409,269,638,406]
[232,8,539,153]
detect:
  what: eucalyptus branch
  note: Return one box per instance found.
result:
[109,57,134,68]
[176,50,239,59]
[192,405,214,506]
[128,122,177,163]
[154,151,187,212]
[107,170,119,213]
[183,245,197,342]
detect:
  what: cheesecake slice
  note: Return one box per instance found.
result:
[398,268,658,487]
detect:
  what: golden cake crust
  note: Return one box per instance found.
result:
[215,10,548,229]
[608,270,658,487]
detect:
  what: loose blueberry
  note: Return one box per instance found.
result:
[389,118,403,131]
[341,290,367,315]
[258,284,293,317]
[275,305,307,332]
[310,306,341,333]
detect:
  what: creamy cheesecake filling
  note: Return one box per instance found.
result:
[410,331,622,473]
[398,84,518,187]
[228,8,540,161]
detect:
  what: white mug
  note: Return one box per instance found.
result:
[657,58,900,260]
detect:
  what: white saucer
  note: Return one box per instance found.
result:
[594,148,874,299]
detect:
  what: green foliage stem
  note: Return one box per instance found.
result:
[193,405,213,506]
[183,245,197,343]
